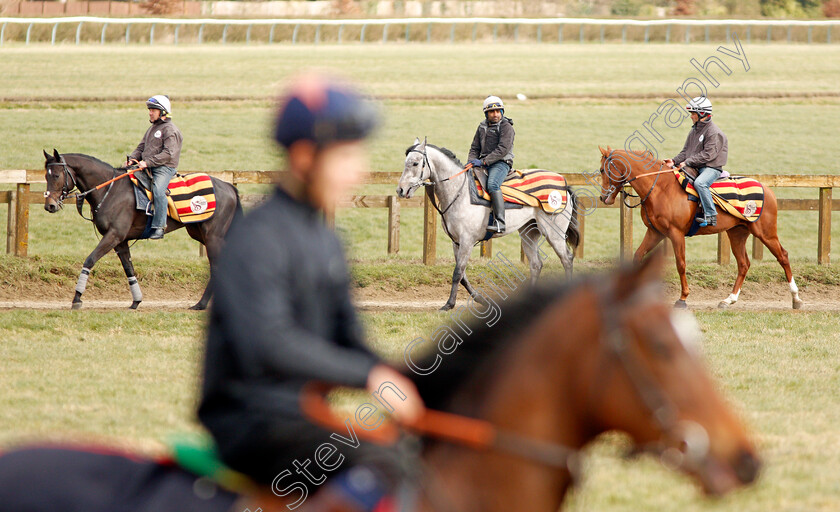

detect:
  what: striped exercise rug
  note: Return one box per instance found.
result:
[675,170,764,222]
[131,173,217,223]
[475,169,568,214]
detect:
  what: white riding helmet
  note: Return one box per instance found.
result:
[146,95,172,117]
[686,96,712,116]
[483,95,505,113]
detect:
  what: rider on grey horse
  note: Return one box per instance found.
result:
[468,95,514,234]
[127,95,183,240]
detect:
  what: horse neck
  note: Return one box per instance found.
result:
[421,294,603,511]
[428,152,468,206]
[625,157,677,204]
[65,154,115,192]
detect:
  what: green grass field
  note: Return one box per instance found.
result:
[1,308,839,511]
[1,42,840,510]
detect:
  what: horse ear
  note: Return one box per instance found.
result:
[43,149,51,161]
[419,137,427,150]
[598,146,608,156]
[413,137,421,145]
[53,149,61,160]
[614,250,664,301]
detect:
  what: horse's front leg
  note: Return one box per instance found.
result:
[72,231,123,310]
[115,241,142,310]
[442,241,473,311]
[669,231,690,309]
[634,228,665,264]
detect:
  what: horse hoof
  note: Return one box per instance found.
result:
[129,301,141,310]
[718,301,730,309]
[793,298,803,310]
[71,301,83,310]
[439,303,455,311]
[673,299,687,309]
[189,303,207,311]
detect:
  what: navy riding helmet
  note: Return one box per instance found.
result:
[273,75,380,149]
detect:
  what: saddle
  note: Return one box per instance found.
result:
[130,172,217,223]
[469,168,568,214]
[674,169,764,223]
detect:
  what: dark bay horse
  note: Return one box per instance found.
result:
[0,255,761,511]
[598,146,803,310]
[42,150,241,310]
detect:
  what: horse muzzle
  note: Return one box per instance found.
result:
[44,196,60,213]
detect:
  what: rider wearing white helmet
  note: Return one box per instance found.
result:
[664,96,728,227]
[468,95,515,233]
[127,95,183,240]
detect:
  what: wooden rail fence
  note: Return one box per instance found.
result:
[1,169,837,265]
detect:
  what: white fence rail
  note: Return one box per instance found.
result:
[1,16,839,45]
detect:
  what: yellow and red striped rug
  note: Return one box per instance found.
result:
[475,170,568,214]
[674,170,763,222]
[131,173,217,223]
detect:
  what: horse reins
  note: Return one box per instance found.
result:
[300,383,583,478]
[407,147,471,244]
[601,151,675,209]
[47,158,137,221]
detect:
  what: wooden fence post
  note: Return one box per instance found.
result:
[6,189,17,254]
[619,195,633,261]
[423,187,437,265]
[387,195,400,254]
[818,187,832,265]
[480,239,492,258]
[717,232,731,265]
[14,183,29,257]
[752,235,763,261]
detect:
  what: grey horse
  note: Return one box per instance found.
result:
[397,138,580,310]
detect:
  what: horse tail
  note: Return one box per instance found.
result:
[565,189,581,251]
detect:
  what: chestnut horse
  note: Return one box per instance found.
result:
[598,147,803,310]
[0,255,760,511]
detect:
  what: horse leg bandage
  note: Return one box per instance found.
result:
[75,268,91,295]
[128,276,142,302]
[721,290,740,306]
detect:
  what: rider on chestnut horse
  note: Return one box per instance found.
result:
[664,96,728,228]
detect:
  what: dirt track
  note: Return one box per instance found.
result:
[2,283,838,312]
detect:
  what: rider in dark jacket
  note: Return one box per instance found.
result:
[468,95,514,233]
[198,73,424,512]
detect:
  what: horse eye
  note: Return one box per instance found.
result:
[412,162,419,167]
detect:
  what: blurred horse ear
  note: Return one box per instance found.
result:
[419,137,427,150]
[599,146,608,156]
[43,149,51,161]
[615,250,664,301]
[413,137,421,145]
[53,149,61,160]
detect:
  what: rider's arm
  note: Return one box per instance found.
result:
[144,128,182,168]
[481,122,514,166]
[212,224,379,388]
[129,140,144,163]
[685,132,724,169]
[672,138,689,167]
[467,126,482,162]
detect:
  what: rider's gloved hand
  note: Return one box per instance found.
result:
[366,365,425,425]
[468,159,483,168]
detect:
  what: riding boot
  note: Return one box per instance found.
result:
[489,190,506,233]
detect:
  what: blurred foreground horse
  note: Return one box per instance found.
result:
[0,255,760,511]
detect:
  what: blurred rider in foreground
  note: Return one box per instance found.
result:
[198,72,424,512]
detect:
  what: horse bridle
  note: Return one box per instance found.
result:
[600,150,666,209]
[596,282,711,475]
[45,158,118,220]
[45,158,79,208]
[406,147,469,242]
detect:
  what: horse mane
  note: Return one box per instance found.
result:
[407,278,585,412]
[63,153,129,174]
[405,143,464,168]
